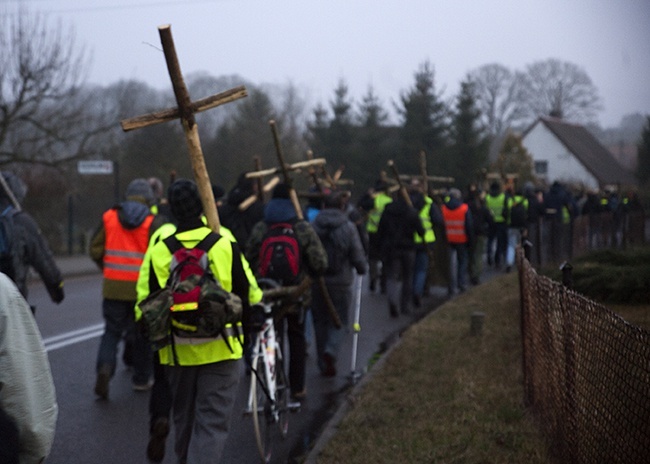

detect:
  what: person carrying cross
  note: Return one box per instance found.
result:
[137,179,262,464]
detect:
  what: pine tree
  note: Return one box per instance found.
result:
[353,85,393,189]
[397,61,449,175]
[492,133,535,187]
[306,102,330,156]
[448,79,489,189]
[205,87,276,186]
[327,79,355,169]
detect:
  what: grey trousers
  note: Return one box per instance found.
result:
[167,359,241,464]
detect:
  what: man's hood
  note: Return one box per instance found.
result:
[313,208,347,234]
[445,197,464,210]
[117,200,151,229]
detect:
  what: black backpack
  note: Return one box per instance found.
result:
[0,206,17,281]
[509,199,527,228]
[258,222,301,285]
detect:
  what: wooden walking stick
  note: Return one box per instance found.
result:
[387,160,413,207]
[0,174,21,211]
[269,120,342,329]
[120,24,249,233]
[253,156,265,203]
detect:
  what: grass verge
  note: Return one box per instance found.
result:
[313,272,550,463]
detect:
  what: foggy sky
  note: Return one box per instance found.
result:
[14,0,650,128]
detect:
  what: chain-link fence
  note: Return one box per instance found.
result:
[517,247,650,463]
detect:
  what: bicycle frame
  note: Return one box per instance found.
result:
[245,299,291,464]
[248,310,280,413]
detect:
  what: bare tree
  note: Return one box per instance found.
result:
[0,7,112,169]
[467,63,527,139]
[520,58,602,124]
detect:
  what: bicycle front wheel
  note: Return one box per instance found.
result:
[251,355,272,463]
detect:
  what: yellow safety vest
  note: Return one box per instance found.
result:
[486,192,506,223]
[414,196,436,244]
[366,192,392,234]
[136,225,262,366]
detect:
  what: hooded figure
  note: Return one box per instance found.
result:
[310,191,367,376]
[245,182,327,399]
[442,188,474,295]
[89,177,165,400]
[218,173,264,245]
[0,171,63,305]
[376,192,424,317]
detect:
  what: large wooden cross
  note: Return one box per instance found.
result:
[120,24,248,233]
[247,120,341,328]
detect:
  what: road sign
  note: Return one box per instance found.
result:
[77,160,114,175]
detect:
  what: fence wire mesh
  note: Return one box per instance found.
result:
[517,247,650,463]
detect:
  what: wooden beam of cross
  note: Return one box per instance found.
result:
[387,160,413,207]
[389,159,436,260]
[268,121,342,329]
[119,24,248,233]
[245,158,326,181]
[398,174,455,184]
[237,157,280,213]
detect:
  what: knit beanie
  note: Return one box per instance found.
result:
[272,183,291,199]
[125,178,155,206]
[168,179,203,221]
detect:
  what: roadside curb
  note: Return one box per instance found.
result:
[304,301,444,463]
[304,325,405,464]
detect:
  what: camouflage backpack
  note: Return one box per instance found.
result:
[139,232,243,353]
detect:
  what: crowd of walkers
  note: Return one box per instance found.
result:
[0,166,644,464]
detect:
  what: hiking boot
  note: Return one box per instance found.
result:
[94,364,112,400]
[147,417,170,463]
[291,389,307,401]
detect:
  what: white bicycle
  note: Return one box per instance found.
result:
[245,278,301,463]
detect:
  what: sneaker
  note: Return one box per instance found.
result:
[146,417,170,463]
[94,364,112,400]
[133,379,154,392]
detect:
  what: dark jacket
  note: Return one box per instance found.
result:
[376,196,425,255]
[245,198,328,306]
[466,192,492,237]
[0,172,63,302]
[543,182,578,221]
[218,183,264,246]
[312,207,368,286]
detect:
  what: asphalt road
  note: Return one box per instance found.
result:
[29,265,447,464]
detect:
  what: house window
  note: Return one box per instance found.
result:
[534,160,548,175]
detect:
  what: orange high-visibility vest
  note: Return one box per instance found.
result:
[442,203,469,244]
[102,209,153,282]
